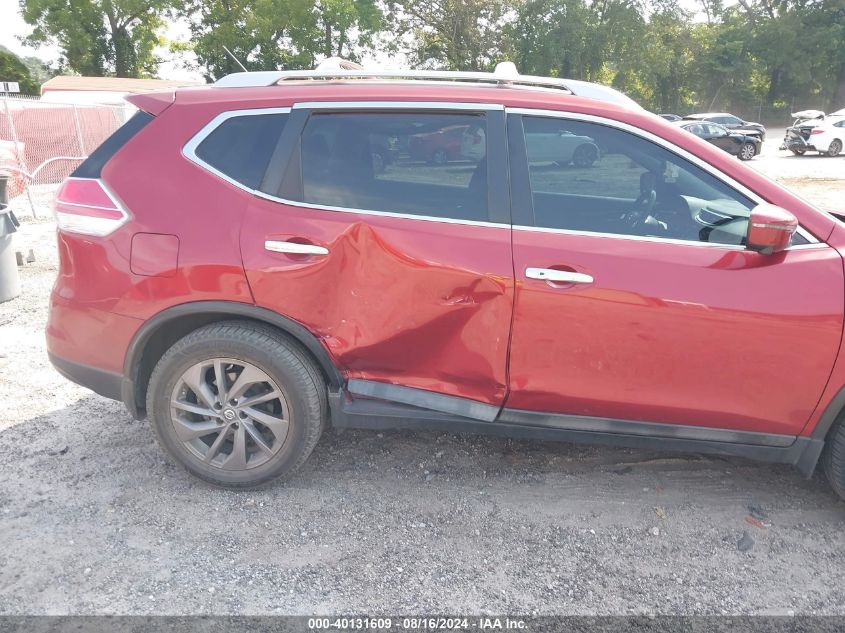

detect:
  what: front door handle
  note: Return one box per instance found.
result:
[265,240,329,256]
[525,267,594,284]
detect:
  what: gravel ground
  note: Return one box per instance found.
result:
[1,143,844,616]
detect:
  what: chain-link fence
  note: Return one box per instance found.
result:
[0,95,130,218]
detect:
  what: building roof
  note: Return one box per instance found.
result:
[42,75,204,94]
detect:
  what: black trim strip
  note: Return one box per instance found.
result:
[346,379,501,422]
[811,385,845,440]
[123,301,344,419]
[72,111,154,179]
[49,353,123,401]
[124,301,342,388]
[261,107,309,197]
[485,109,510,225]
[506,113,534,226]
[329,391,822,477]
[498,408,796,448]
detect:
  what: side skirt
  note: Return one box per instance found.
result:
[329,384,824,478]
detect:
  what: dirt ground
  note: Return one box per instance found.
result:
[1,138,844,616]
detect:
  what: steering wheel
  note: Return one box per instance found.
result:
[622,172,658,231]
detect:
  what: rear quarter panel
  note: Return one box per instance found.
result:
[83,100,255,319]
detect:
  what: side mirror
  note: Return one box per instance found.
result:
[747,204,798,254]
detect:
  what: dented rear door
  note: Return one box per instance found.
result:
[240,103,513,409]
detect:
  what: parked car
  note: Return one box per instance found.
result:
[47,62,845,500]
[780,110,844,157]
[675,120,761,160]
[658,113,681,121]
[683,112,766,141]
[524,128,601,167]
[408,124,470,164]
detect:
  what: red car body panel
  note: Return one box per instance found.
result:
[45,81,845,447]
[240,199,514,405]
[46,297,141,374]
[508,232,843,435]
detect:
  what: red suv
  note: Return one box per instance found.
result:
[46,65,845,496]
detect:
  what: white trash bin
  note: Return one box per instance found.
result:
[0,203,21,303]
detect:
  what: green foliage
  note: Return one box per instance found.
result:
[180,0,385,81]
[508,0,845,115]
[19,0,176,78]
[14,0,845,115]
[386,0,512,70]
[0,47,40,94]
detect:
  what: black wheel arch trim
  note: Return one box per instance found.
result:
[123,301,344,416]
[810,384,845,442]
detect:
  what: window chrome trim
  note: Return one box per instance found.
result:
[182,106,292,190]
[182,103,509,229]
[293,100,504,111]
[181,103,828,244]
[252,189,510,228]
[507,107,820,246]
[513,224,743,249]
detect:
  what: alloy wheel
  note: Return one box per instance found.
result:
[740,143,756,160]
[169,358,290,470]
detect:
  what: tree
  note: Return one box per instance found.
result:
[19,0,176,77]
[387,0,513,70]
[180,0,384,81]
[509,0,595,79]
[0,47,39,95]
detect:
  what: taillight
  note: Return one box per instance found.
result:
[811,129,824,135]
[53,177,129,236]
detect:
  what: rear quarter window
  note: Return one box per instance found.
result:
[192,112,288,189]
[72,111,154,178]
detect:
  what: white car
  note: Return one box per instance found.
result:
[524,129,600,167]
[781,112,845,156]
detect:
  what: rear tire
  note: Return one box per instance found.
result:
[790,148,806,156]
[822,417,845,501]
[146,322,326,488]
[827,139,842,157]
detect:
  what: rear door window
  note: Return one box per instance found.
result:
[286,112,489,222]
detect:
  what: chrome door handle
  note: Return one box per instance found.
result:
[264,240,329,256]
[525,267,594,284]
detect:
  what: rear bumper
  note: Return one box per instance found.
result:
[48,352,123,400]
[46,292,142,409]
[780,134,817,152]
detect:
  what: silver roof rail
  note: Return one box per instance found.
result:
[212,61,643,110]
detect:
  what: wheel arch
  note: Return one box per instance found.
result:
[123,301,343,419]
[792,384,845,477]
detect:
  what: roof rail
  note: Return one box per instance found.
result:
[212,61,643,110]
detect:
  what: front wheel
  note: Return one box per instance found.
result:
[739,142,756,161]
[572,143,598,167]
[823,417,845,501]
[146,322,326,488]
[827,139,842,157]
